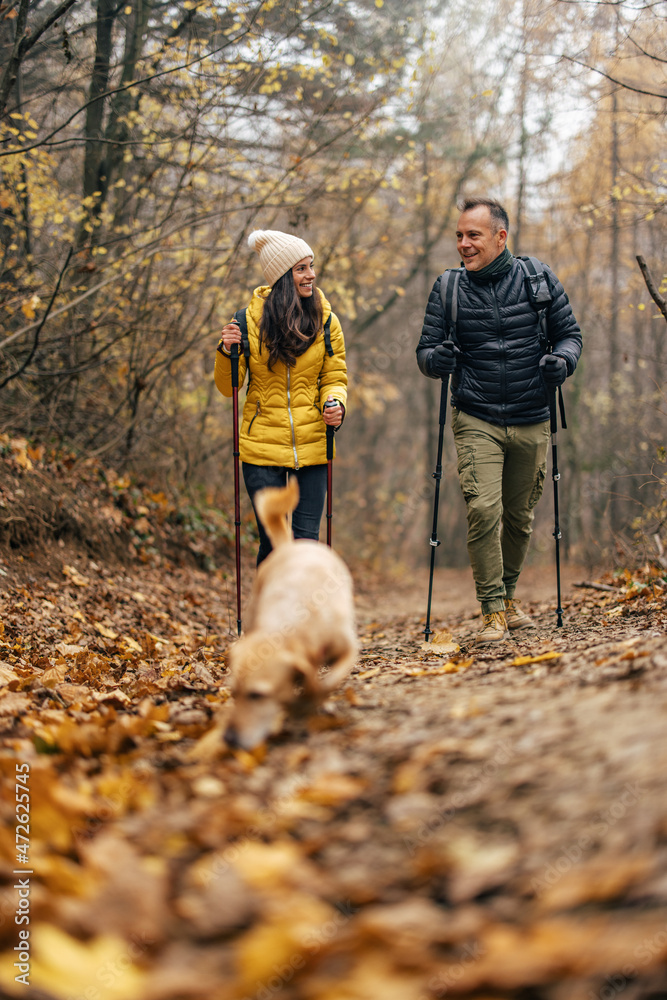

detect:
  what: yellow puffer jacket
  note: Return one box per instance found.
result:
[214,286,348,468]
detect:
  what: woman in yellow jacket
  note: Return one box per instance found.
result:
[215,229,348,564]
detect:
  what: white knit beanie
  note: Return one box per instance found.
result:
[247,229,314,286]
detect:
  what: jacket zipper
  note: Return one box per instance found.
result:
[247,401,260,434]
[491,283,506,417]
[286,366,299,469]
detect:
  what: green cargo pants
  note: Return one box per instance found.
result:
[451,408,550,614]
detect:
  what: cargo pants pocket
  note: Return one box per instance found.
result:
[457,449,478,502]
[527,464,546,510]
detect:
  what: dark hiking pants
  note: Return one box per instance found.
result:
[242,462,328,565]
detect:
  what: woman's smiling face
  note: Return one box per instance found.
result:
[292,257,315,297]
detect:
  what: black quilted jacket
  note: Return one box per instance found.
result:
[416,258,582,426]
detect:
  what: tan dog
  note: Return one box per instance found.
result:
[224,478,357,750]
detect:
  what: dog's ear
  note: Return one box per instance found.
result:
[239,677,274,699]
[290,653,311,681]
[290,653,321,699]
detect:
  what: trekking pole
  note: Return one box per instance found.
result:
[231,343,242,635]
[424,375,449,641]
[323,402,336,547]
[549,389,564,627]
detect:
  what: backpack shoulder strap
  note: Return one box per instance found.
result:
[323,313,333,356]
[518,257,567,430]
[517,256,551,304]
[517,256,552,349]
[439,267,463,344]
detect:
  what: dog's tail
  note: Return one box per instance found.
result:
[254,477,300,550]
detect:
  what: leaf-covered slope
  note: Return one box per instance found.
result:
[0,525,666,999]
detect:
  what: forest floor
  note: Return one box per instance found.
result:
[0,451,667,1000]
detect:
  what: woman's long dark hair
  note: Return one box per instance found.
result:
[259,267,324,370]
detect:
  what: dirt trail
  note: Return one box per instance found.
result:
[355,561,589,623]
[0,555,666,999]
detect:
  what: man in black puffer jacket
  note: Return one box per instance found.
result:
[416,197,582,645]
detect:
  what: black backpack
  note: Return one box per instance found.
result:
[439,255,566,427]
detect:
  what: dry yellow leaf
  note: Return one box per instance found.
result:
[92,689,131,707]
[420,628,460,656]
[41,663,67,688]
[313,951,428,1000]
[121,636,142,652]
[55,642,85,656]
[407,657,473,676]
[0,664,19,686]
[237,894,335,990]
[604,606,624,618]
[233,841,305,890]
[233,745,265,769]
[94,622,119,640]
[299,773,366,806]
[357,666,382,680]
[0,924,147,997]
[62,565,89,587]
[511,651,561,667]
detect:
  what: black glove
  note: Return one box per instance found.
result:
[428,341,456,378]
[539,354,567,386]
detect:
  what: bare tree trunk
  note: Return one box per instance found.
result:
[78,0,117,246]
[105,1,151,218]
[0,0,77,116]
[514,0,530,257]
[608,8,622,535]
[0,0,30,119]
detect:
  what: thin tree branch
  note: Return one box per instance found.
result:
[19,0,79,56]
[352,148,491,337]
[628,34,667,65]
[0,0,339,158]
[561,54,667,99]
[0,247,73,390]
[636,255,667,323]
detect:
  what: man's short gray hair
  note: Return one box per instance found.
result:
[459,197,509,234]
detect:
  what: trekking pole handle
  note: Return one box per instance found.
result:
[323,400,337,461]
[230,342,239,390]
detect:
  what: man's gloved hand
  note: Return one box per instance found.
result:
[428,341,456,378]
[539,354,567,386]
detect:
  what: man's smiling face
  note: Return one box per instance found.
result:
[456,205,507,272]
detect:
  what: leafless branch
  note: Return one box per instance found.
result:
[628,35,667,65]
[561,55,667,98]
[0,247,73,390]
[636,255,667,323]
[0,0,339,158]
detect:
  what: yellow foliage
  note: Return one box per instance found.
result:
[0,926,147,998]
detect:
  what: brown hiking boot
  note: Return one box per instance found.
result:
[474,611,509,645]
[504,598,534,630]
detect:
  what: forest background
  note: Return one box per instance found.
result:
[1,0,665,577]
